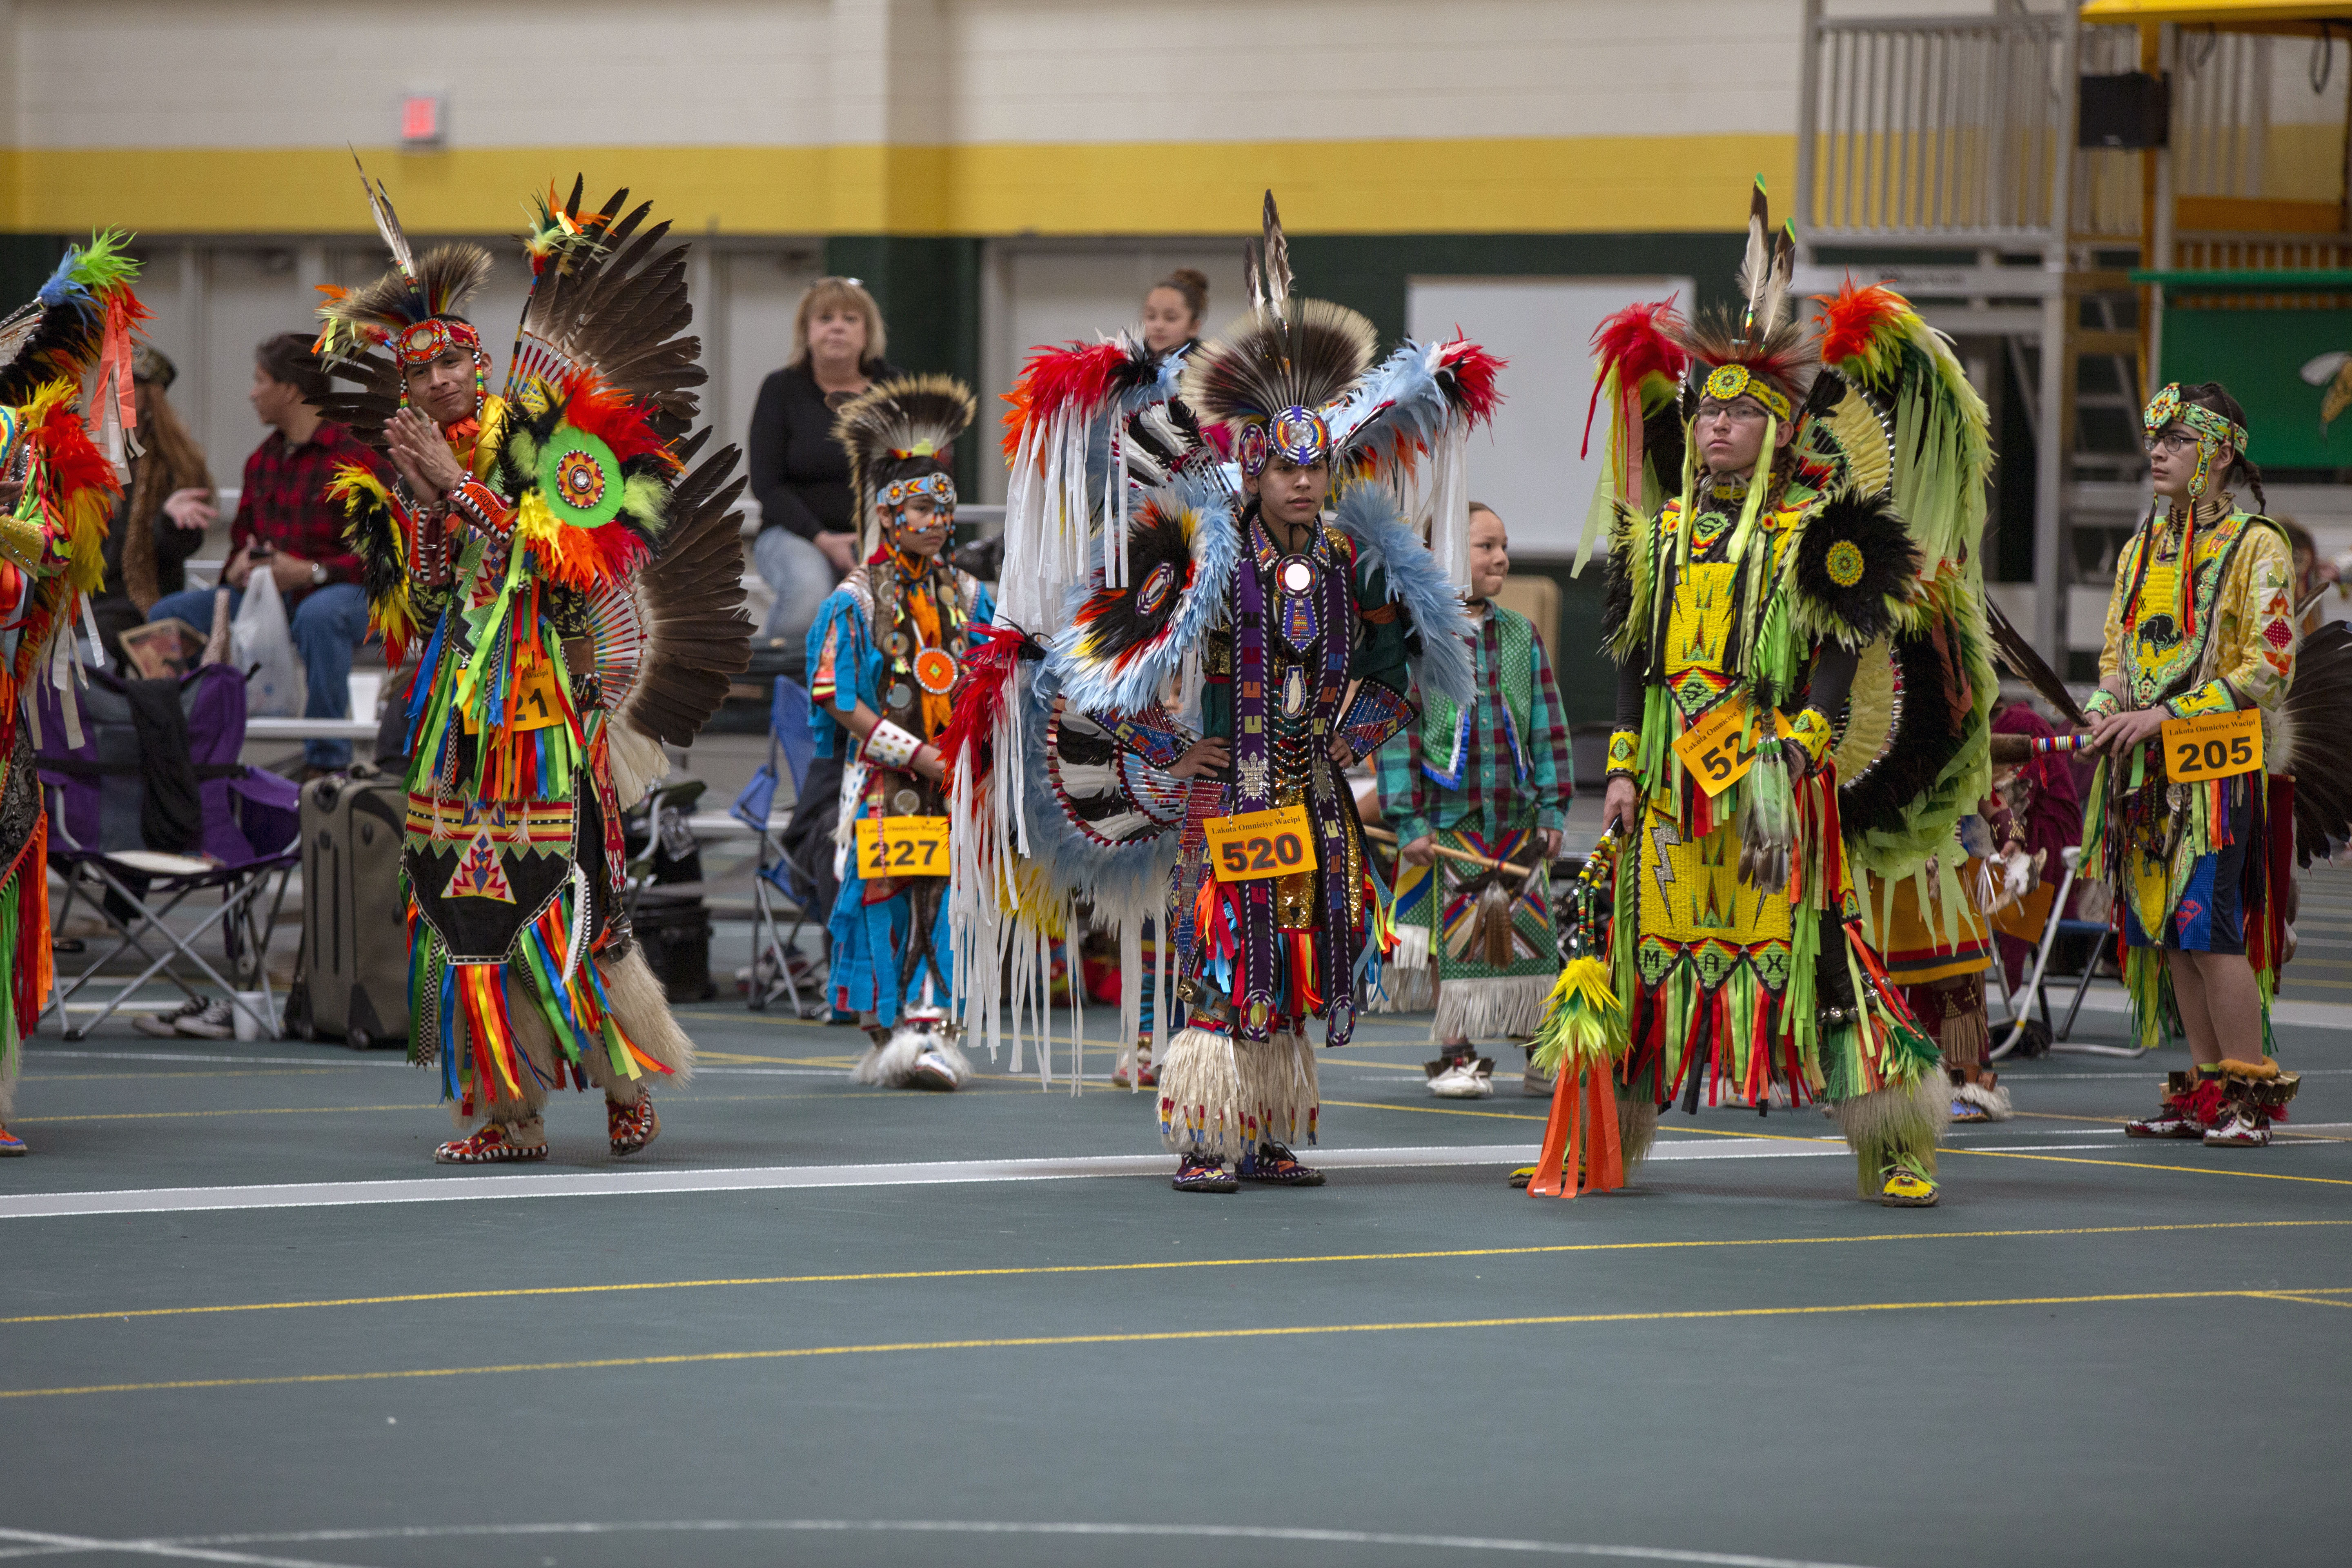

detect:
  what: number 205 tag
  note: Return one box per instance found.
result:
[1202,804,1319,882]
[854,815,950,877]
[2161,707,2263,784]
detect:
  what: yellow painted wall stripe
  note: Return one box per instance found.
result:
[1,135,1794,237]
[7,1221,2340,1328]
[8,1287,2344,1400]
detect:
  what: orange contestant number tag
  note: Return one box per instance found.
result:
[460,663,566,734]
[1671,699,1793,797]
[2161,707,2263,784]
[855,815,950,878]
[1203,804,1319,882]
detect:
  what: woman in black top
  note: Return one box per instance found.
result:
[747,277,900,653]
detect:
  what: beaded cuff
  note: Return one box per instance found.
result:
[1337,681,1414,762]
[863,719,924,771]
[1605,728,1638,777]
[2081,688,2121,720]
[2164,681,2235,720]
[1784,707,1834,766]
[1108,710,1196,771]
[446,479,515,543]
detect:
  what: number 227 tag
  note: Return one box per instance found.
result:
[1202,804,1319,882]
[854,815,950,878]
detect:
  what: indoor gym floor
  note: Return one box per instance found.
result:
[3,870,2350,1567]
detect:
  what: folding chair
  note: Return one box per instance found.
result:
[738,676,819,1016]
[1987,846,2145,1059]
[38,665,301,1041]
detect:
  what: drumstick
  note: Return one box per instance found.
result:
[1361,826,1537,881]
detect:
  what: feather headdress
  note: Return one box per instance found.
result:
[1180,193,1378,475]
[314,156,492,365]
[1673,177,1812,418]
[834,374,976,558]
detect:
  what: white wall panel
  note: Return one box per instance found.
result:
[1406,274,1692,560]
[978,239,1248,501]
[13,0,831,148]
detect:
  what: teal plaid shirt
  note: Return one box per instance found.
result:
[1376,602,1574,844]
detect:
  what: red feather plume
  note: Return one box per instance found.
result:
[1582,298,1687,459]
[937,622,1036,786]
[1813,281,1907,370]
[999,340,1131,460]
[550,369,677,471]
[1432,338,1506,430]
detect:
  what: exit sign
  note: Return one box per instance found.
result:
[400,94,445,148]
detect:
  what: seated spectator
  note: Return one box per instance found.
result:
[91,345,214,666]
[746,278,902,658]
[146,333,382,776]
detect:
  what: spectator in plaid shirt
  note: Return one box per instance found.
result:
[1374,503,1573,1098]
[147,334,385,774]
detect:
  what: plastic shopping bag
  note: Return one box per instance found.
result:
[231,568,305,717]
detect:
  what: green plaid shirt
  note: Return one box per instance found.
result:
[1376,602,1574,844]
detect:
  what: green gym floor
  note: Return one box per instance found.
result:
[4,851,2350,1566]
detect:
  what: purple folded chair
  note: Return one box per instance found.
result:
[37,663,301,1040]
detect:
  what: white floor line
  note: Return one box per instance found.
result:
[0,1527,355,1567]
[145,1519,1887,1568]
[0,1140,1850,1221]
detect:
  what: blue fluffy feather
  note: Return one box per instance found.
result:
[1332,341,1454,471]
[1046,477,1238,716]
[1332,481,1476,705]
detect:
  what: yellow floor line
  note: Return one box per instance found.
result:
[1941,1146,2352,1186]
[1321,1098,1548,1123]
[2249,1291,2352,1309]
[10,1287,2339,1400]
[17,1068,356,1085]
[15,1093,810,1125]
[9,1219,2341,1328]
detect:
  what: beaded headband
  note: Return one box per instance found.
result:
[392,316,483,369]
[1236,405,1333,479]
[881,470,955,514]
[1700,362,1792,423]
[2143,384,2248,500]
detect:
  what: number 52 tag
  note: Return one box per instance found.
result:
[1671,699,1793,797]
[2161,707,2263,784]
[854,815,950,878]
[1202,803,1319,882]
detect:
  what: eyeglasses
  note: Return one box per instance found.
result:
[1695,400,1766,429]
[2147,428,2199,455]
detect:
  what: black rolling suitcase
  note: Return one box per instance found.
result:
[298,767,412,1049]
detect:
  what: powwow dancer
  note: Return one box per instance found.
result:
[1528,183,1997,1206]
[806,376,993,1089]
[0,234,144,1157]
[945,194,1494,1193]
[1376,501,1572,1098]
[319,171,750,1164]
[2082,383,2325,1147]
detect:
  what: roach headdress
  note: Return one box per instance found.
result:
[1178,193,1378,479]
[834,374,977,558]
[314,156,492,379]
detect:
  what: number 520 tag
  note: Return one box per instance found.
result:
[854,815,950,878]
[1202,803,1319,882]
[1671,699,1794,798]
[2161,707,2263,784]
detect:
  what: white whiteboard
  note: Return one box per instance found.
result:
[1406,275,1692,560]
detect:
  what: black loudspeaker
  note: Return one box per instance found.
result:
[2079,72,2170,149]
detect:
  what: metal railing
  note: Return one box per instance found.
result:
[1800,11,2078,247]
